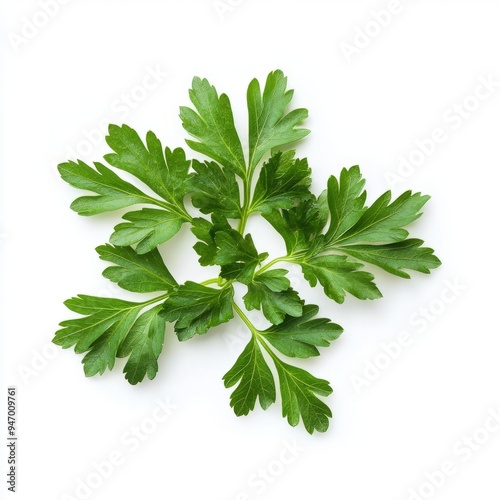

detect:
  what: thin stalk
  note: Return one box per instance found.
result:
[144,195,193,223]
[237,173,253,233]
[139,292,170,306]
[256,256,291,275]
[199,277,220,287]
[256,250,308,275]
[232,302,259,337]
[233,302,281,363]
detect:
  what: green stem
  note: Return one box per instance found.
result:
[199,277,220,286]
[256,251,308,275]
[237,212,248,233]
[256,331,278,360]
[232,302,259,336]
[257,255,290,275]
[233,302,283,369]
[233,302,280,361]
[145,195,193,224]
[237,174,253,233]
[140,292,170,306]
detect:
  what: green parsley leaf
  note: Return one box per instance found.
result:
[262,304,343,358]
[191,217,219,266]
[162,282,234,341]
[58,160,156,216]
[301,255,382,303]
[54,295,167,382]
[117,305,165,385]
[272,355,333,434]
[268,166,439,299]
[324,165,367,242]
[96,244,177,293]
[213,229,268,284]
[263,194,328,255]
[102,126,192,249]
[55,295,141,352]
[223,336,276,415]
[59,126,193,252]
[110,208,185,254]
[224,303,337,433]
[190,160,241,219]
[104,125,192,216]
[247,70,310,171]
[180,77,246,178]
[250,151,312,213]
[328,187,430,246]
[192,216,268,284]
[243,269,304,325]
[340,239,441,279]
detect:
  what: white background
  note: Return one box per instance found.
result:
[1,1,500,499]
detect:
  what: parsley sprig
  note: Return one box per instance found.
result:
[55,70,441,433]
